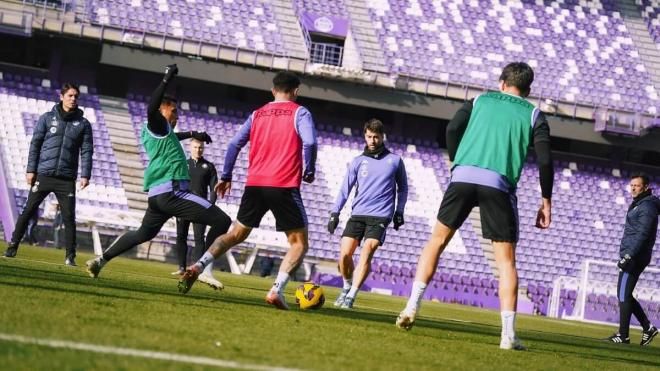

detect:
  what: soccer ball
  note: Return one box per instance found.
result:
[295,282,325,310]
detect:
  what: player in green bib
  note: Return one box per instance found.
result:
[396,63,554,351]
[85,65,232,282]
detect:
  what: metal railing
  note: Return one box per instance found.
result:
[309,42,343,66]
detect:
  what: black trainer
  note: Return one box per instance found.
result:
[604,333,630,344]
[641,326,658,346]
[3,244,18,258]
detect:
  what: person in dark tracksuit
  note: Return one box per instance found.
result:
[84,64,232,280]
[172,138,224,290]
[605,173,658,346]
[3,83,93,266]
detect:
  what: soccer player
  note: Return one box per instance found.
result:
[395,62,554,351]
[85,65,232,278]
[327,119,408,309]
[3,83,93,266]
[172,138,224,290]
[178,72,317,311]
[605,173,658,346]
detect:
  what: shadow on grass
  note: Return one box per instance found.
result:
[0,265,263,311]
[2,263,659,367]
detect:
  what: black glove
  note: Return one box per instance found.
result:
[617,254,632,271]
[327,213,339,234]
[393,212,404,231]
[191,131,212,144]
[163,64,178,83]
[303,172,315,183]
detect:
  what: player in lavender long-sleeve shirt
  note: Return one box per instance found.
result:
[327,119,408,309]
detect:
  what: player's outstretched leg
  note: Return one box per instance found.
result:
[396,221,454,330]
[198,262,224,290]
[178,264,202,293]
[86,219,164,278]
[179,220,248,294]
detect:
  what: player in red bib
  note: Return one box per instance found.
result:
[178,72,317,310]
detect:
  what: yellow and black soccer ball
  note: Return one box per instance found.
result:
[295,282,325,310]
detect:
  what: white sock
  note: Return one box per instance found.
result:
[202,261,214,275]
[347,285,359,300]
[271,271,290,294]
[343,278,352,291]
[501,311,516,339]
[404,281,427,313]
[195,252,215,269]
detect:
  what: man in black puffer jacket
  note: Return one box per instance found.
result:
[3,83,93,266]
[605,173,659,346]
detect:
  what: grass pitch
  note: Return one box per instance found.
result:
[0,243,658,370]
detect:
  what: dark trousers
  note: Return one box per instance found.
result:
[175,218,207,269]
[102,190,231,261]
[11,175,76,259]
[618,264,651,336]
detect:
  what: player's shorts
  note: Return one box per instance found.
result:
[341,216,390,245]
[237,186,307,231]
[436,182,519,242]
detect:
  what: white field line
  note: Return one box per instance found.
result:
[0,333,302,371]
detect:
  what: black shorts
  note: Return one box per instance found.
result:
[436,182,519,242]
[237,186,307,231]
[341,216,390,245]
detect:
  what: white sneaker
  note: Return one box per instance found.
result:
[198,272,224,290]
[500,336,526,350]
[171,268,185,276]
[395,309,416,331]
[334,288,349,307]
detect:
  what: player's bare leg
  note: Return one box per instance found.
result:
[493,241,525,350]
[397,221,455,329]
[335,237,359,306]
[342,238,379,308]
[178,222,251,294]
[266,227,309,310]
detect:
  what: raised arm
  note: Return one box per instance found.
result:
[147,64,178,136]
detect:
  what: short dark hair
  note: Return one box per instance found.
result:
[60,83,80,95]
[161,94,177,106]
[499,62,534,97]
[364,118,384,135]
[272,72,301,93]
[631,173,649,186]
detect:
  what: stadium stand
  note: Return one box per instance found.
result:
[638,0,660,43]
[38,0,656,116]
[84,0,288,54]
[364,0,657,113]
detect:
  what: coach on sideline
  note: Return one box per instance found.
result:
[605,173,658,346]
[3,83,93,266]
